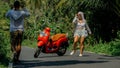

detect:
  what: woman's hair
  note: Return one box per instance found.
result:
[77,11,85,21]
[14,0,20,8]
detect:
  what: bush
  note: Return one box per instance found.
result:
[0,32,10,67]
[108,40,120,56]
[85,39,120,56]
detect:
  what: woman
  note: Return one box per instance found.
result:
[70,11,91,56]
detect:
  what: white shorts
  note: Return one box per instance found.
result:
[74,29,88,37]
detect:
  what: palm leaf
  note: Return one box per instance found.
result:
[55,0,67,9]
[112,0,120,17]
[80,0,107,9]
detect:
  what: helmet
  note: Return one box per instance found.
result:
[45,27,50,32]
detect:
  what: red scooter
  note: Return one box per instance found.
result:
[34,27,69,58]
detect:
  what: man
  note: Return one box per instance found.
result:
[6,1,30,62]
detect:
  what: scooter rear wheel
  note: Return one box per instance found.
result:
[57,42,68,56]
[34,47,42,58]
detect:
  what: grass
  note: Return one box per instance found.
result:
[85,39,120,56]
[0,65,6,68]
[22,39,37,48]
[0,56,10,68]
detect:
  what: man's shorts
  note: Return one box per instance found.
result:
[74,29,88,37]
[10,30,23,45]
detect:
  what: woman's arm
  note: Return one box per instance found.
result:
[85,23,92,34]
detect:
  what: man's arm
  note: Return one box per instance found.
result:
[22,8,30,17]
[6,10,11,18]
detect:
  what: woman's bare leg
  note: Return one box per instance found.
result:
[79,36,85,56]
[70,36,79,55]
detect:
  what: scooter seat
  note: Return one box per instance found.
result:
[51,34,66,41]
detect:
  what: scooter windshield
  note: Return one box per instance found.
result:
[40,31,47,37]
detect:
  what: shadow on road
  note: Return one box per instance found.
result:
[13,59,108,68]
[37,54,90,58]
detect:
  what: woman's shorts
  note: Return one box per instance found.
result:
[74,29,88,37]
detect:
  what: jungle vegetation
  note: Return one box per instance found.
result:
[0,0,120,67]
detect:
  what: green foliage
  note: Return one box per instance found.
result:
[108,41,120,56]
[0,0,9,31]
[85,37,120,56]
[0,0,11,67]
[0,1,119,67]
[0,31,10,67]
[22,40,37,48]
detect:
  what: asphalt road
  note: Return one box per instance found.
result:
[12,46,120,68]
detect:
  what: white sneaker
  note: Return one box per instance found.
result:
[70,51,75,55]
[79,54,83,56]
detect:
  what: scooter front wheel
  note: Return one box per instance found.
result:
[34,47,42,58]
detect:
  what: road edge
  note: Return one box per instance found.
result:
[8,62,13,68]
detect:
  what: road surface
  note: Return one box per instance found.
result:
[12,46,120,68]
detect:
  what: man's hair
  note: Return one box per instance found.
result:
[14,1,20,8]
